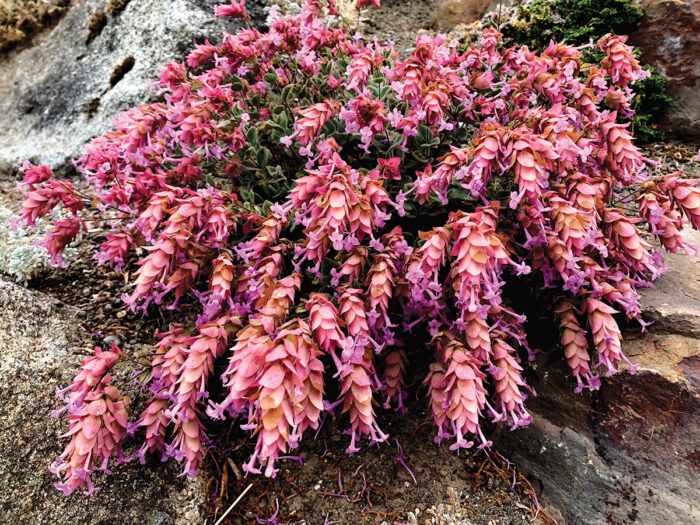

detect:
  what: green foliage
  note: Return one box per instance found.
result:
[503,0,669,143]
[631,65,672,143]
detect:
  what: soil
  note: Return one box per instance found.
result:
[359,0,436,54]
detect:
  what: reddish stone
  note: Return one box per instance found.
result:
[630,0,700,137]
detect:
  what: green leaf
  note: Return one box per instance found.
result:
[246,126,259,147]
[257,147,271,168]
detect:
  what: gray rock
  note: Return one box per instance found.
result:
[151,511,175,525]
[639,230,700,337]
[494,230,700,525]
[0,0,266,179]
[0,277,207,524]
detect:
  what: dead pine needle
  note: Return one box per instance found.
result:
[214,483,253,525]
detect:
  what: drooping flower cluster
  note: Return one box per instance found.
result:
[49,345,130,496]
[15,0,700,495]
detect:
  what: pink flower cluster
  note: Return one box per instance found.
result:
[16,0,699,493]
[50,345,130,496]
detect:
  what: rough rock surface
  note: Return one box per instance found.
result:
[0,0,265,179]
[0,277,207,524]
[494,230,700,525]
[630,0,700,137]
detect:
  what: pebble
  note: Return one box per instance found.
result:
[116,310,126,318]
[104,335,121,346]
[150,511,173,525]
[76,310,86,318]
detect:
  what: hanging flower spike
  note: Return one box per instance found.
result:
[462,311,492,363]
[340,344,388,453]
[637,192,694,255]
[54,344,123,413]
[448,205,511,314]
[585,297,638,376]
[257,273,302,333]
[463,126,503,198]
[334,247,368,286]
[599,114,647,185]
[555,299,598,392]
[427,333,488,449]
[548,195,595,256]
[365,252,396,331]
[42,216,86,267]
[338,287,371,342]
[421,80,450,126]
[206,254,237,315]
[125,236,184,310]
[215,323,273,418]
[383,346,407,411]
[509,128,557,204]
[489,335,532,428]
[50,385,130,496]
[415,146,469,203]
[170,317,233,477]
[657,173,700,230]
[405,226,450,313]
[95,231,133,271]
[598,34,645,88]
[416,227,450,279]
[307,293,346,353]
[243,319,324,477]
[603,208,655,274]
[135,398,170,462]
[346,94,386,152]
[19,179,84,227]
[148,325,194,397]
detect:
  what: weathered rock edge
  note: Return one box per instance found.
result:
[0,278,207,524]
[494,230,700,525]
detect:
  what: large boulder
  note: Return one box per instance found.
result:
[494,230,700,525]
[630,0,700,137]
[0,0,265,179]
[0,277,208,524]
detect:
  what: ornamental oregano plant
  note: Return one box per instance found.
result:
[14,0,700,496]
